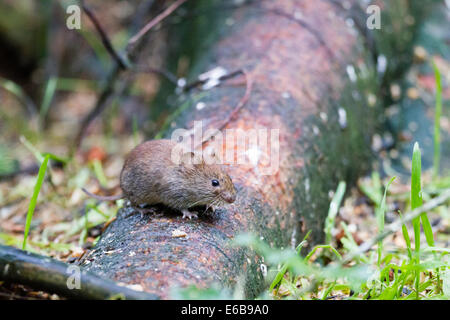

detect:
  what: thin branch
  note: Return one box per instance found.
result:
[74,0,189,151]
[74,65,121,149]
[0,164,40,182]
[341,189,450,264]
[0,244,159,300]
[264,7,336,61]
[80,0,128,69]
[215,69,253,133]
[198,69,253,148]
[127,0,189,51]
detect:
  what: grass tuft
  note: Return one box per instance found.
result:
[376,176,396,266]
[22,155,50,250]
[325,181,346,244]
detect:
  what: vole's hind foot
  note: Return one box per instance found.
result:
[182,209,198,220]
[138,206,157,218]
[125,205,156,219]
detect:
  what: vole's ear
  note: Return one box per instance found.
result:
[203,147,222,165]
[180,151,204,167]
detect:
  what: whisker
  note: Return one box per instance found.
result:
[205,196,221,213]
[188,198,205,208]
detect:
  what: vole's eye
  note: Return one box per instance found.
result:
[211,179,220,187]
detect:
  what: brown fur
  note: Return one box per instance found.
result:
[119,139,236,212]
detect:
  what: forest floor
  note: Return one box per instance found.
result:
[1,45,448,299]
[0,1,449,300]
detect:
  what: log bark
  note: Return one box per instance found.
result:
[80,0,403,298]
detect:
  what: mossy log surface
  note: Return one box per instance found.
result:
[81,0,384,298]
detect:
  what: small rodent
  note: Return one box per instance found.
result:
[82,139,236,219]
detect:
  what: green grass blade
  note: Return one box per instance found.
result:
[325,181,346,244]
[20,136,68,165]
[411,142,423,253]
[269,264,289,292]
[269,231,311,291]
[399,212,413,260]
[40,76,58,126]
[43,152,69,165]
[411,142,423,299]
[20,136,44,163]
[321,281,336,300]
[421,212,434,248]
[409,140,434,276]
[432,61,442,179]
[305,244,342,261]
[77,29,111,71]
[376,176,396,266]
[376,177,396,232]
[56,77,98,92]
[92,159,108,188]
[0,77,37,114]
[359,171,382,206]
[339,221,369,263]
[22,154,50,250]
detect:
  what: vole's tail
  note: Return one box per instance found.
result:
[82,188,123,201]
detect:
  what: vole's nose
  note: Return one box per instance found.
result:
[223,192,236,203]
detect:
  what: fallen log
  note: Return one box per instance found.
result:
[0,244,158,299]
[80,0,428,298]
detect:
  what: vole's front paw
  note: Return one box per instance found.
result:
[181,209,198,220]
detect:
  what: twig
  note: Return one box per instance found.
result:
[264,7,336,61]
[0,164,40,182]
[80,0,128,69]
[74,65,180,149]
[75,0,188,150]
[0,244,159,300]
[74,65,121,149]
[341,189,450,264]
[127,0,189,51]
[198,69,253,148]
[216,69,252,133]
